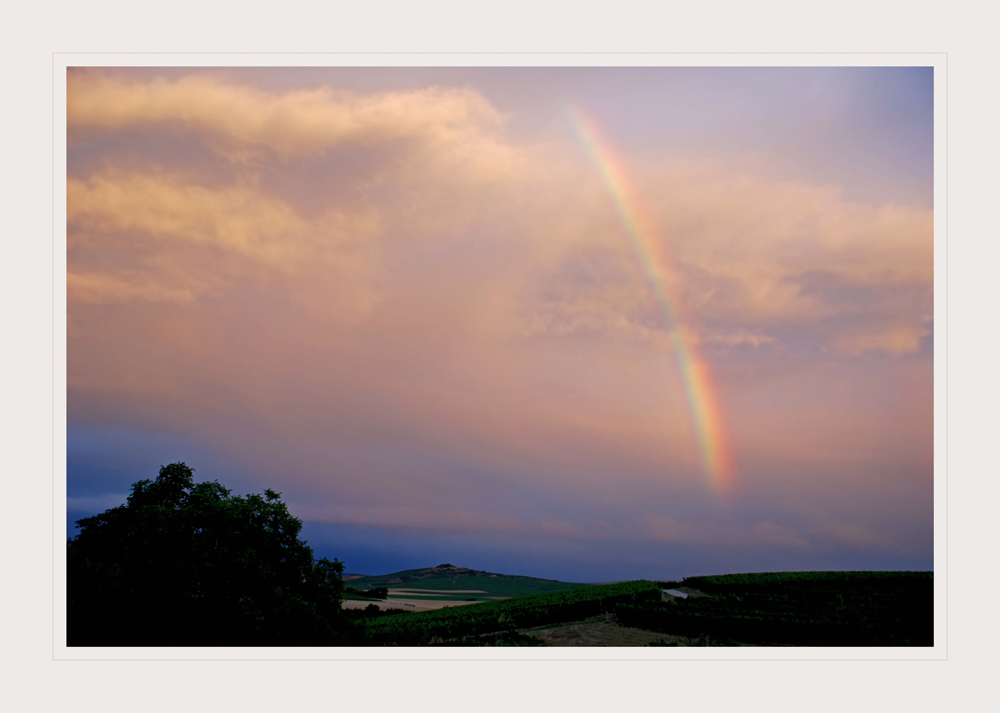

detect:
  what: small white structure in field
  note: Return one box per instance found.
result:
[663,589,688,600]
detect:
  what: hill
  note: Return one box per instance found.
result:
[343,563,589,601]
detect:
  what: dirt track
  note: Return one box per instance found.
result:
[525,617,671,646]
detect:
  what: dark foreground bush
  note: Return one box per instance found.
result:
[617,571,933,646]
[67,463,348,646]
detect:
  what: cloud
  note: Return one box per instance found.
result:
[292,501,608,541]
[68,170,376,265]
[520,159,932,357]
[641,516,811,550]
[662,172,933,331]
[66,70,932,565]
[68,169,383,324]
[752,520,811,550]
[828,326,927,356]
[67,71,932,360]
[67,71,523,182]
[68,271,196,305]
[809,521,896,550]
[643,516,703,543]
[703,329,778,349]
[295,501,817,552]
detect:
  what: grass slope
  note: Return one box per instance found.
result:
[361,580,661,645]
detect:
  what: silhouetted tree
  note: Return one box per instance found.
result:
[67,463,346,646]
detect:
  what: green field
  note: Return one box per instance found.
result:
[342,570,933,646]
[357,580,662,645]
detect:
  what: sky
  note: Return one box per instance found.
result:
[66,66,933,582]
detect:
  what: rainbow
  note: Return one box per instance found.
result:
[568,107,735,494]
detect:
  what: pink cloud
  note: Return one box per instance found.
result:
[66,69,932,543]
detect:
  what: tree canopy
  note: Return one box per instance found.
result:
[67,463,345,646]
